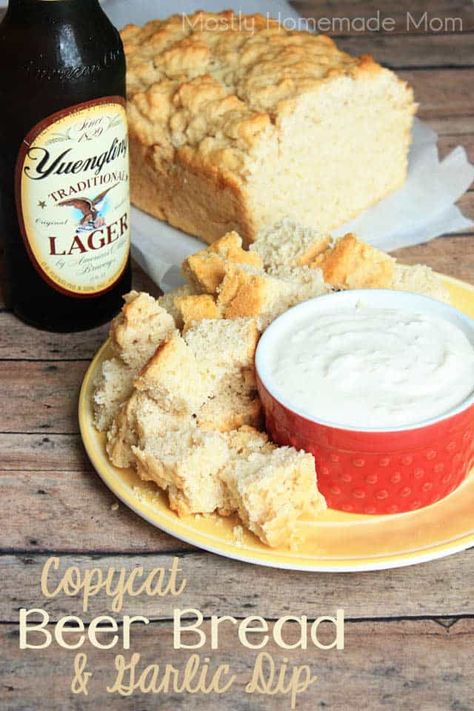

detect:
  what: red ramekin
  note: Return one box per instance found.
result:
[256,290,474,515]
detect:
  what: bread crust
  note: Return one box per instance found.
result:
[176,294,220,329]
[312,233,395,289]
[130,137,257,246]
[182,231,263,293]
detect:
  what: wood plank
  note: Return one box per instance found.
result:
[292,0,474,35]
[0,361,87,434]
[438,132,474,162]
[0,469,192,553]
[428,115,474,137]
[0,434,89,471]
[323,33,474,69]
[0,312,109,361]
[1,619,472,709]
[400,69,474,119]
[1,551,473,621]
[0,258,161,319]
[455,191,474,226]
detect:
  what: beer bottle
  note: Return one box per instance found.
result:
[0,0,131,332]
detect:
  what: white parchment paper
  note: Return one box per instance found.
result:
[5,0,467,290]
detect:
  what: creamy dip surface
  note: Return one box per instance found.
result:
[267,304,474,428]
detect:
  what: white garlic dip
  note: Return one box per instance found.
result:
[257,291,474,430]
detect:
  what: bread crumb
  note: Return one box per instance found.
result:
[233,524,245,546]
[132,484,163,506]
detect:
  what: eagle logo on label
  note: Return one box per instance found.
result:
[57,183,118,232]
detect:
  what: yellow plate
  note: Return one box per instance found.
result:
[79,275,474,571]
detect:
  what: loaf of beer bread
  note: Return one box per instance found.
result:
[121,11,415,245]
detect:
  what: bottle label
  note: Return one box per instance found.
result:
[15,97,130,297]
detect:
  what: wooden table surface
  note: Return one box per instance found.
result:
[1,1,473,709]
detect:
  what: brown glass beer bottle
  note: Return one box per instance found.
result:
[0,0,131,332]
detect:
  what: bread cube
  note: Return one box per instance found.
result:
[184,317,259,372]
[273,265,330,304]
[106,392,141,468]
[157,284,197,328]
[182,232,263,294]
[133,427,229,515]
[110,291,175,370]
[224,426,275,457]
[182,251,227,295]
[208,231,263,267]
[175,294,221,331]
[312,233,394,289]
[197,375,263,433]
[134,333,211,414]
[106,391,187,469]
[216,264,293,325]
[251,220,331,272]
[93,357,136,432]
[221,447,327,548]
